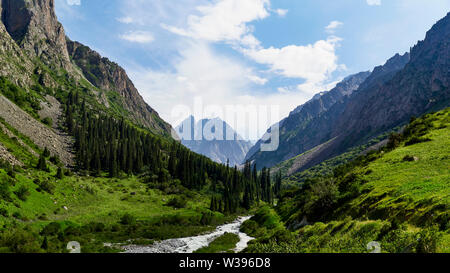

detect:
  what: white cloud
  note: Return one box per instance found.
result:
[117,17,134,24]
[366,0,381,6]
[163,0,270,44]
[67,0,81,5]
[275,9,288,17]
[242,36,343,93]
[247,74,268,85]
[325,20,343,33]
[120,31,154,43]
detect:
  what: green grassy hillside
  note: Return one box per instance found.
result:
[0,162,233,253]
[243,108,450,253]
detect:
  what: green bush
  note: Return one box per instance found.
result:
[35,179,55,194]
[405,136,431,146]
[14,185,30,201]
[166,196,187,209]
[304,179,339,220]
[0,207,8,217]
[416,225,442,253]
[0,181,12,202]
[42,117,53,127]
[41,222,62,236]
[120,213,136,225]
[0,228,42,253]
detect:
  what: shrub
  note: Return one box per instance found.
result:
[14,185,30,201]
[42,117,53,127]
[416,225,442,253]
[0,181,12,202]
[36,179,55,194]
[12,211,21,219]
[41,222,62,236]
[386,133,403,150]
[405,137,431,146]
[7,169,15,178]
[49,156,60,165]
[36,154,49,172]
[0,229,42,253]
[0,207,8,217]
[304,179,339,220]
[120,213,136,225]
[166,196,187,209]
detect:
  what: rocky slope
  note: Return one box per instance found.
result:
[0,95,73,165]
[245,71,371,168]
[66,40,172,135]
[176,116,253,166]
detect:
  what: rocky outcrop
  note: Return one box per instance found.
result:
[1,0,72,71]
[66,39,173,136]
[0,142,23,166]
[176,117,253,166]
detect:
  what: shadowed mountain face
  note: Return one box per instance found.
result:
[176,117,253,166]
[247,12,450,173]
[245,71,372,169]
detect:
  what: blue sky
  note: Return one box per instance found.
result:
[55,0,450,139]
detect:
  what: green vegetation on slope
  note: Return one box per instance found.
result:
[0,160,236,253]
[243,108,450,253]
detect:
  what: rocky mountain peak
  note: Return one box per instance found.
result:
[176,117,253,166]
[1,0,72,71]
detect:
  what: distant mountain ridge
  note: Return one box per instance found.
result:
[245,71,371,168]
[176,116,253,166]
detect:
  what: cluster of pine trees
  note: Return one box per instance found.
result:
[65,91,163,177]
[209,161,279,214]
[63,91,276,213]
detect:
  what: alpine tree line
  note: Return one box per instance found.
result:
[63,91,280,214]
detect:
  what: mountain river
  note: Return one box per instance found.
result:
[121,216,254,253]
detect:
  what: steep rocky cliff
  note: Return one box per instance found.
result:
[66,40,172,135]
[0,18,33,86]
[1,0,72,71]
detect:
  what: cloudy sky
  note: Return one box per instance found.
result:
[55,0,449,139]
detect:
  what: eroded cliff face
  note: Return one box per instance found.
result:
[1,0,72,71]
[66,40,173,135]
[0,18,33,86]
